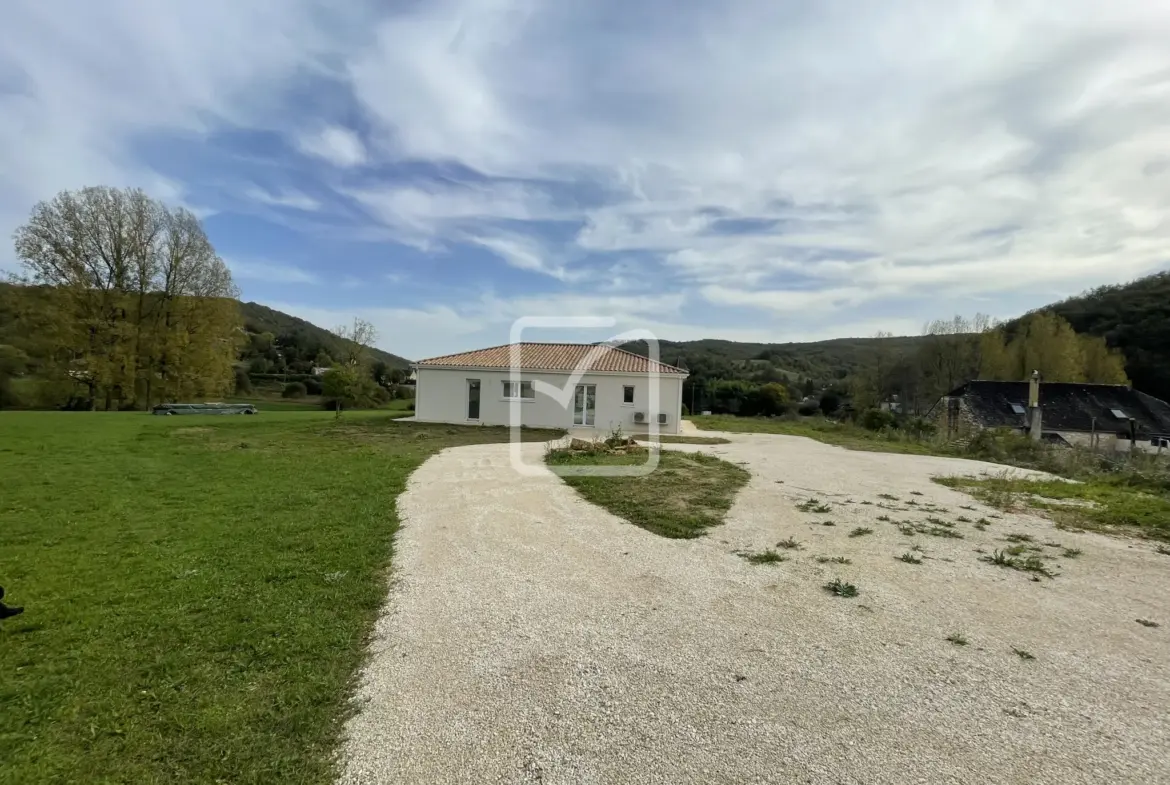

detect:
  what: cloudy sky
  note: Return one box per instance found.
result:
[2,1,1168,359]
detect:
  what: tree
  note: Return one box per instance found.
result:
[1080,335,1128,384]
[977,312,1128,384]
[12,186,240,409]
[321,366,379,416]
[754,382,790,416]
[819,391,841,416]
[322,318,379,417]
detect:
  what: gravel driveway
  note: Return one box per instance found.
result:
[338,433,1170,785]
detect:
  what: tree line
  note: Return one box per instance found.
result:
[852,312,1128,415]
[8,187,240,410]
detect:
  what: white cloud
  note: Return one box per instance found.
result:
[244,186,321,211]
[296,125,368,168]
[227,258,319,285]
[339,0,1170,309]
[5,0,1170,353]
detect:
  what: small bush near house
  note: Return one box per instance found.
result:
[681,403,690,416]
[304,377,323,396]
[797,403,819,416]
[282,382,307,399]
[407,402,415,411]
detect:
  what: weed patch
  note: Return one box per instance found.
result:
[823,578,859,597]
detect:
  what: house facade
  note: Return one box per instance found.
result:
[929,380,1170,453]
[412,342,688,434]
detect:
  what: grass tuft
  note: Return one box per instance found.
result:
[849,526,874,538]
[742,549,788,565]
[898,552,923,564]
[796,498,833,514]
[815,555,852,564]
[776,537,802,550]
[823,578,859,597]
[945,632,969,646]
[982,549,1058,578]
[1136,618,1160,628]
[1012,647,1036,660]
[1061,548,1083,558]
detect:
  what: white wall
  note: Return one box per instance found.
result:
[414,367,685,434]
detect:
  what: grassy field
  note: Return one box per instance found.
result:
[545,447,750,538]
[224,396,414,414]
[688,414,946,455]
[0,412,559,784]
[935,472,1170,542]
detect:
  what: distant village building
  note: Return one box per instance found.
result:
[929,380,1170,453]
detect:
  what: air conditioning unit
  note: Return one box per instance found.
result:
[658,413,669,425]
[633,411,646,424]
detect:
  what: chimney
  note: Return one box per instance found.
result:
[1028,370,1042,441]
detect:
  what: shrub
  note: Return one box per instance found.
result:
[797,403,819,416]
[819,391,841,416]
[681,403,690,416]
[282,382,307,399]
[861,408,896,431]
[233,368,253,394]
[407,401,415,411]
[902,417,937,438]
[303,377,323,396]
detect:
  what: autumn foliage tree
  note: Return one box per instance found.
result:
[978,312,1128,384]
[12,186,241,409]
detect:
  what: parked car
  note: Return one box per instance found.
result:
[151,403,258,416]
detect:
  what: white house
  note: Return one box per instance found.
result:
[412,342,688,434]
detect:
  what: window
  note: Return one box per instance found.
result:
[622,385,635,405]
[1010,403,1026,415]
[1111,408,1128,419]
[502,380,534,400]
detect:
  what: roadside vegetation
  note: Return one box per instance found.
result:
[693,412,1170,543]
[0,412,560,784]
[545,437,750,539]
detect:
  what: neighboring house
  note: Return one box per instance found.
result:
[311,366,331,376]
[929,380,1170,452]
[412,342,688,434]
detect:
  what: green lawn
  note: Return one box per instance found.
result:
[0,412,559,784]
[224,396,414,413]
[545,447,750,538]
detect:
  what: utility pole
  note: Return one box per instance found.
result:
[1028,370,1043,441]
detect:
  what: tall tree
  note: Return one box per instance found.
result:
[13,186,240,409]
[323,318,379,417]
[977,312,1127,384]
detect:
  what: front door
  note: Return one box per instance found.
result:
[573,384,596,426]
[467,379,481,420]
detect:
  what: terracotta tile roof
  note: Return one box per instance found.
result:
[415,343,687,375]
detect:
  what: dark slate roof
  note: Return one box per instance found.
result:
[945,381,1170,435]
